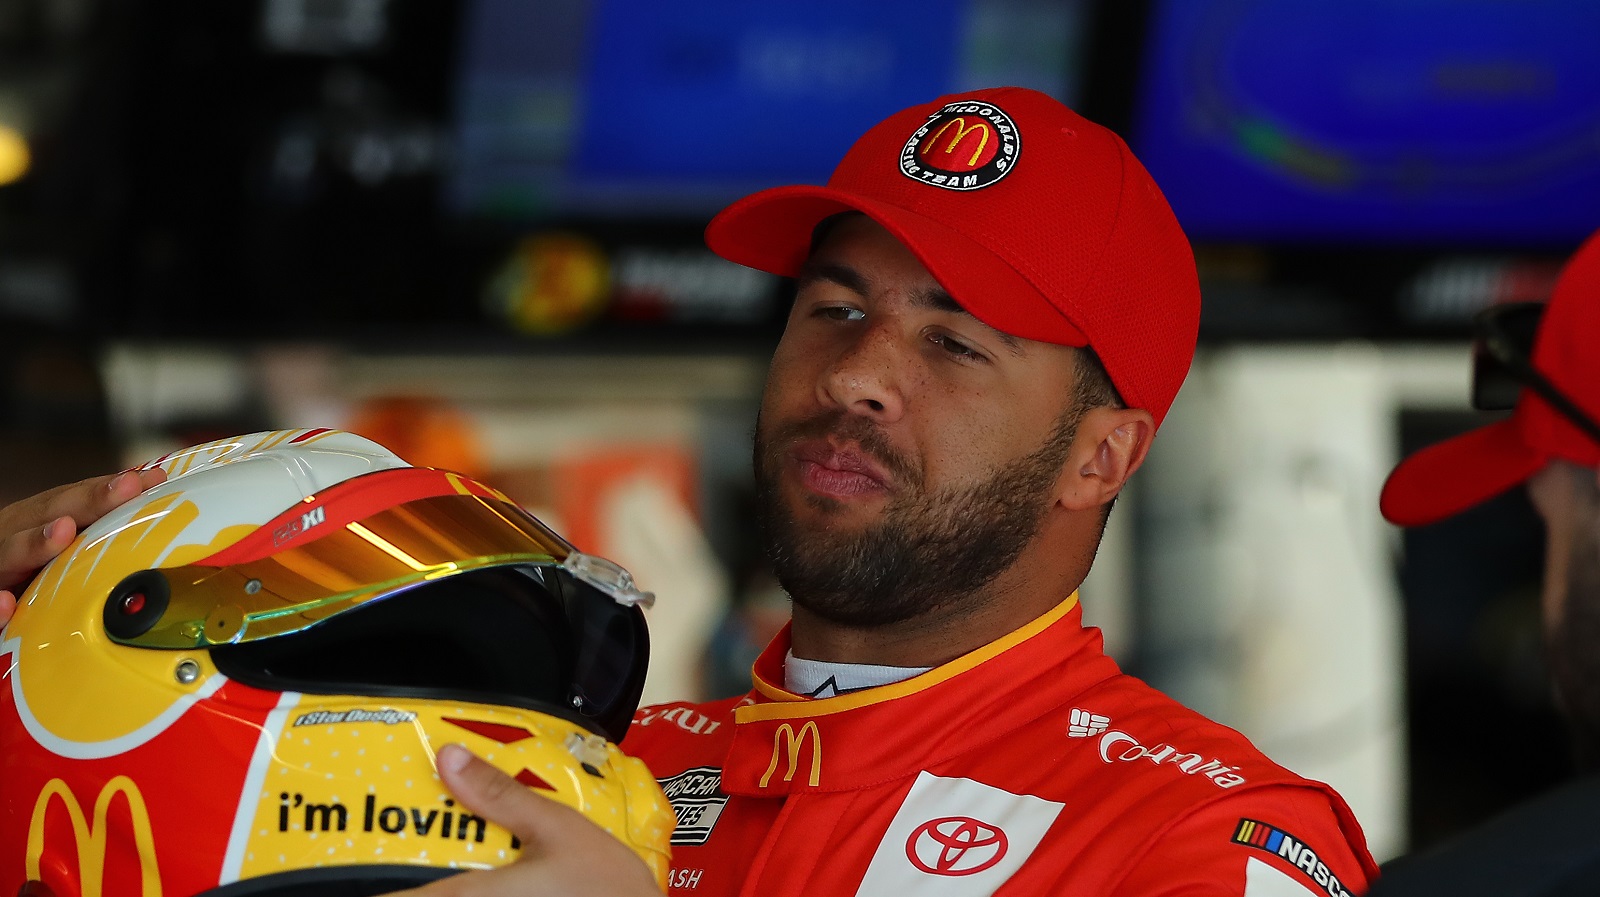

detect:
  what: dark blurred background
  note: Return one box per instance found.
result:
[5,0,1594,342]
[1,0,1597,864]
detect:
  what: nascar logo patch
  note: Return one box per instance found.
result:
[1232,818,1354,897]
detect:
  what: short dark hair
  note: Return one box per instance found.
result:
[1070,346,1123,414]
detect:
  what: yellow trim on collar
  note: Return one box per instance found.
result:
[738,591,1080,723]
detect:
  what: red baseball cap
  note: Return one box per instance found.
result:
[704,86,1201,428]
[1380,228,1600,527]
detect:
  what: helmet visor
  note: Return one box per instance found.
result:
[102,486,653,741]
[106,492,593,647]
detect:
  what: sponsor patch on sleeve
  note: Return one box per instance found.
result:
[1231,819,1353,897]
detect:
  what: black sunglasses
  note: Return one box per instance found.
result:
[1472,301,1600,447]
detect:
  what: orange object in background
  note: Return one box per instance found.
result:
[546,444,700,556]
[346,396,488,479]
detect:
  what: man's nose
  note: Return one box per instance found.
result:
[820,322,907,423]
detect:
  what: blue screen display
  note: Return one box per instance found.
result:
[446,0,1087,221]
[1129,0,1600,247]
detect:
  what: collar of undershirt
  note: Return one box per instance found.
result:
[783,651,934,698]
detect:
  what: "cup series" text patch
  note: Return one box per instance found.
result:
[658,766,729,845]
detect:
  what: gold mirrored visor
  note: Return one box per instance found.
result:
[104,491,577,649]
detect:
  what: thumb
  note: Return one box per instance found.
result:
[392,743,662,897]
[434,742,574,848]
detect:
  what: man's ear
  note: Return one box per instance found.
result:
[1056,407,1155,512]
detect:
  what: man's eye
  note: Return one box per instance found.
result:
[931,333,981,360]
[817,306,865,322]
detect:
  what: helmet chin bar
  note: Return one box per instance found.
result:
[205,563,648,743]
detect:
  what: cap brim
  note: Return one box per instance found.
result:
[1379,418,1548,527]
[705,184,1089,347]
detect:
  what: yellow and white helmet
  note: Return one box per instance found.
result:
[0,428,674,895]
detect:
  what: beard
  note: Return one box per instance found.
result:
[752,405,1084,629]
[1547,516,1600,773]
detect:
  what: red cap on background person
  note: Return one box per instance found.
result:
[1381,228,1600,526]
[705,86,1201,429]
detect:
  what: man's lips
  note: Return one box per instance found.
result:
[790,441,893,498]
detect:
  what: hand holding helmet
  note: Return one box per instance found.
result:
[0,468,168,621]
[383,744,665,897]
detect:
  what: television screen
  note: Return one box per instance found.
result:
[1128,0,1600,248]
[446,0,1091,223]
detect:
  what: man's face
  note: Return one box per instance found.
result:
[1528,461,1600,771]
[752,215,1085,628]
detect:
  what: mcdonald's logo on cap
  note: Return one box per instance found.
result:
[900,100,1021,191]
[27,776,161,897]
[925,118,993,168]
[760,721,822,789]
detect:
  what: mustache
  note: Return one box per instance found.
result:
[761,410,920,487]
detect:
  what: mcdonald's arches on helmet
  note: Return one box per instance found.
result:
[0,428,674,894]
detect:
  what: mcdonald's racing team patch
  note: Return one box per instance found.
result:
[1231,818,1354,897]
[658,766,729,845]
[900,100,1020,191]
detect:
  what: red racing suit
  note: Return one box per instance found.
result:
[622,595,1380,896]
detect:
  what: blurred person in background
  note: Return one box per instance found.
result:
[1370,228,1600,896]
[0,87,1379,896]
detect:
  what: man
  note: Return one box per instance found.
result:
[0,88,1377,895]
[1366,228,1600,896]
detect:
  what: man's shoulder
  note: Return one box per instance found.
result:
[1044,675,1380,890]
[1031,670,1356,828]
[620,693,748,758]
[1067,671,1294,778]
[635,694,749,716]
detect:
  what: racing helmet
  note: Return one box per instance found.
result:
[0,428,675,895]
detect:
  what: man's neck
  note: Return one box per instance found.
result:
[786,542,1088,666]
